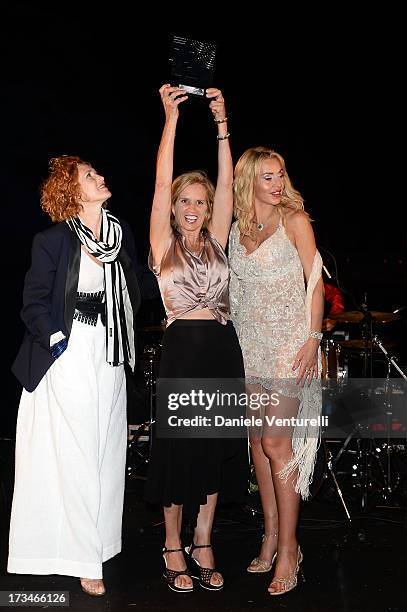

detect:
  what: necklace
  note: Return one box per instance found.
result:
[255,220,270,232]
[254,215,279,232]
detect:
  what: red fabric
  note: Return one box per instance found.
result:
[324,282,345,315]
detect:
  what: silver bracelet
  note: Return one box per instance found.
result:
[309,331,323,340]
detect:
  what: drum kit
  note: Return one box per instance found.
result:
[320,310,401,383]
[317,307,407,515]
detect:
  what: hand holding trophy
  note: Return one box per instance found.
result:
[206,88,226,123]
[159,84,189,120]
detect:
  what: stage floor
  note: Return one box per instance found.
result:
[0,438,406,611]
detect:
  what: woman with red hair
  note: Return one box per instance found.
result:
[9,156,140,596]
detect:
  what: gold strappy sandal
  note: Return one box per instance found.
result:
[268,546,304,596]
[247,533,278,574]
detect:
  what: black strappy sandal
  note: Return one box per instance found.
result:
[185,542,224,591]
[162,547,193,593]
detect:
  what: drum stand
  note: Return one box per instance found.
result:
[329,318,407,511]
[325,443,352,521]
[368,335,407,504]
[126,345,159,480]
[353,329,406,509]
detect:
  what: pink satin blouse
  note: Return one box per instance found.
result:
[149,230,230,326]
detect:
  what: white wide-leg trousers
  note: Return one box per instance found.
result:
[8,319,127,579]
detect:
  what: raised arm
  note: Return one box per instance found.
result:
[150,84,188,264]
[206,88,233,249]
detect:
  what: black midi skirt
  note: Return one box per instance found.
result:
[144,319,249,526]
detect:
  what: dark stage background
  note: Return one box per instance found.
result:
[2,4,405,435]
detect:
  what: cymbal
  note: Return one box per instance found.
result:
[330,311,400,324]
[339,339,397,351]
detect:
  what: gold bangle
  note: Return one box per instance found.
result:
[214,117,227,124]
[217,132,230,140]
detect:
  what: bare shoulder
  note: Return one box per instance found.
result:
[285,209,312,233]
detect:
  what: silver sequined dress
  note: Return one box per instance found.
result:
[228,219,323,498]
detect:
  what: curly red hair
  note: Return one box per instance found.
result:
[40,155,89,222]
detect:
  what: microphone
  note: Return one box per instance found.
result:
[317,245,357,307]
[322,264,332,279]
[318,244,337,281]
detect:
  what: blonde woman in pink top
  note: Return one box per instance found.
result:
[144,84,248,593]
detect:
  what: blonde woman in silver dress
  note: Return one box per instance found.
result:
[228,146,324,596]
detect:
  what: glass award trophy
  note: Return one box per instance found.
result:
[169,34,217,97]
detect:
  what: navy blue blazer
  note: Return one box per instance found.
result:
[12,219,141,392]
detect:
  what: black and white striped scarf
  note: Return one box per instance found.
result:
[66,210,130,366]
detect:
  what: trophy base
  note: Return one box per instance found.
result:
[177,83,205,97]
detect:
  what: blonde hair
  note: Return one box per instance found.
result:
[171,170,215,230]
[233,147,307,238]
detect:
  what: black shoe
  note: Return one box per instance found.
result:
[185,542,224,591]
[162,547,193,593]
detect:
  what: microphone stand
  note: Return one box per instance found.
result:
[372,336,407,381]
